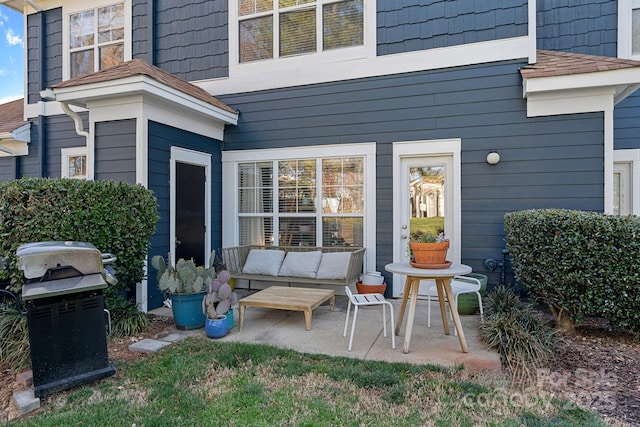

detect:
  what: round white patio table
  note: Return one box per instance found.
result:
[385,262,472,354]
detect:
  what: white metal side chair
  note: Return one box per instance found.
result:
[427,275,484,336]
[343,286,396,352]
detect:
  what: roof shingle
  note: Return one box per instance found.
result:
[0,98,25,134]
[520,50,640,79]
[52,59,236,114]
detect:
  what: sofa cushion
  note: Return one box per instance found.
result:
[278,251,323,278]
[242,249,286,276]
[315,252,352,280]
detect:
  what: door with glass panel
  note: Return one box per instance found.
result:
[396,155,454,296]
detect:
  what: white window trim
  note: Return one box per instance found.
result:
[228,0,376,79]
[614,149,640,215]
[62,0,132,81]
[222,143,377,273]
[60,146,88,179]
[618,0,640,59]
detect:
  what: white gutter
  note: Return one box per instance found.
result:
[60,102,89,143]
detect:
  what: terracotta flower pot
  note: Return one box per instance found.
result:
[356,281,387,295]
[410,241,449,265]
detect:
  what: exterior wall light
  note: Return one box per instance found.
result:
[486,151,500,165]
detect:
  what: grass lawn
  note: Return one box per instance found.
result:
[8,337,606,427]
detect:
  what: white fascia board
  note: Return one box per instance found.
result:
[198,36,529,96]
[11,122,31,142]
[53,75,238,125]
[0,139,29,156]
[523,67,640,95]
[526,87,615,117]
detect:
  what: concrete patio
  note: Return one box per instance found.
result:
[149,290,501,372]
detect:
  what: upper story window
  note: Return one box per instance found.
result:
[619,0,640,59]
[238,0,363,63]
[67,2,127,78]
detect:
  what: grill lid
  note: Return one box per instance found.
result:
[17,241,104,280]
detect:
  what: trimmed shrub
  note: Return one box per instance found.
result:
[505,209,640,333]
[480,287,556,387]
[0,178,159,294]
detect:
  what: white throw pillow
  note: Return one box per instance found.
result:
[278,251,323,278]
[315,252,352,280]
[242,249,286,276]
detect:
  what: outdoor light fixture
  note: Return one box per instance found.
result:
[486,151,500,165]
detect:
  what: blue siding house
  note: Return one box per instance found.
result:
[1,0,640,310]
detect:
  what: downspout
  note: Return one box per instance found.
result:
[38,10,46,177]
[60,102,90,143]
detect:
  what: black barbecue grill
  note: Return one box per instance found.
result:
[18,241,116,398]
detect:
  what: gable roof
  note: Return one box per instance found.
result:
[0,98,30,157]
[0,98,26,134]
[520,50,640,79]
[52,59,236,114]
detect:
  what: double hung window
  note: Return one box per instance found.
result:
[238,0,364,63]
[69,3,125,78]
[238,157,364,247]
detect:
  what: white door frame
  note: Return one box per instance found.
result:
[392,139,462,297]
[170,147,212,266]
[613,148,640,215]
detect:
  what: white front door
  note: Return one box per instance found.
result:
[392,140,461,297]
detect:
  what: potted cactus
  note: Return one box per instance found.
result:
[151,253,216,330]
[203,270,238,338]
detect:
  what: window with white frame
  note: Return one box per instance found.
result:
[61,147,87,179]
[238,0,364,63]
[619,0,640,59]
[68,2,126,78]
[237,157,365,246]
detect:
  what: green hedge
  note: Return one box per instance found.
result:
[0,178,159,294]
[504,209,640,333]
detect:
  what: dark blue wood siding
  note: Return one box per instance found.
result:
[0,158,17,181]
[536,0,617,57]
[132,0,153,64]
[94,119,137,183]
[45,113,89,178]
[377,0,528,56]
[147,121,223,309]
[615,92,640,150]
[219,60,604,284]
[152,0,228,81]
[27,8,62,104]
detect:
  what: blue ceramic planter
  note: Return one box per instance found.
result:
[170,292,206,330]
[205,315,229,338]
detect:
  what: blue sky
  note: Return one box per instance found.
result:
[0,5,24,104]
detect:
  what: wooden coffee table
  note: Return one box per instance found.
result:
[238,286,335,331]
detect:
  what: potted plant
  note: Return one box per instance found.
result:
[409,231,450,267]
[203,270,238,338]
[151,253,216,330]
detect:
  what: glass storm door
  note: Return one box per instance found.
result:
[396,155,454,296]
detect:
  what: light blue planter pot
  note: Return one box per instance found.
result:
[170,292,206,330]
